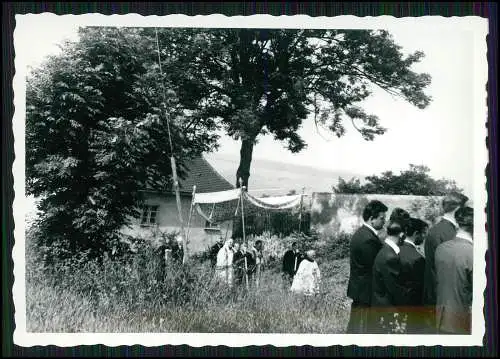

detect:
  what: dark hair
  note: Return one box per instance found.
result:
[386,220,405,236]
[390,207,410,222]
[405,217,429,236]
[362,200,388,222]
[255,239,263,246]
[443,191,469,213]
[292,242,297,247]
[390,207,410,229]
[455,206,474,229]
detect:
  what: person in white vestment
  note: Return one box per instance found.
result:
[215,238,235,287]
[291,250,321,296]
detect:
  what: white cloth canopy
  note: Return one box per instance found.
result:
[192,188,303,222]
[244,193,302,210]
[193,188,241,204]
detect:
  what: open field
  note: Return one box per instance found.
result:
[26,229,352,333]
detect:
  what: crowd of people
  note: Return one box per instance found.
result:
[209,237,265,289]
[208,235,321,296]
[204,191,473,335]
[346,191,473,334]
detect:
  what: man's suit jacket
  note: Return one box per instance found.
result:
[399,242,426,306]
[347,225,382,305]
[282,250,302,276]
[423,219,457,305]
[371,244,408,308]
[435,237,473,334]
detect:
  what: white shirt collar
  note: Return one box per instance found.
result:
[403,239,418,249]
[456,229,473,243]
[442,213,459,229]
[363,222,379,237]
[384,238,400,254]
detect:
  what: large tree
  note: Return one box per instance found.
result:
[26,27,218,261]
[333,164,463,195]
[157,28,432,188]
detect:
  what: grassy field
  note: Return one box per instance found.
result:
[26,230,352,333]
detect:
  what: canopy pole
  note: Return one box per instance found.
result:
[298,187,305,233]
[185,185,196,249]
[244,256,249,290]
[239,178,249,291]
[239,178,247,248]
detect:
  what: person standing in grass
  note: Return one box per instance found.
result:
[371,219,409,334]
[249,239,264,288]
[398,217,429,333]
[154,238,168,283]
[290,250,321,296]
[209,236,225,269]
[232,242,246,286]
[423,191,469,331]
[346,200,388,334]
[282,242,303,286]
[171,234,184,265]
[215,238,235,287]
[435,206,474,335]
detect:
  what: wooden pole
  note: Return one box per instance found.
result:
[244,256,249,290]
[298,187,305,233]
[170,156,187,264]
[239,178,249,290]
[185,185,196,249]
[239,178,247,248]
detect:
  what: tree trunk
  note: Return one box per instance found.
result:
[236,138,255,189]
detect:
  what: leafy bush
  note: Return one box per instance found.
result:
[320,232,351,261]
[409,196,443,225]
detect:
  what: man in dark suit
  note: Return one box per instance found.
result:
[346,200,388,334]
[232,242,245,286]
[282,242,303,286]
[399,217,429,333]
[209,236,224,269]
[371,219,409,334]
[423,191,469,331]
[435,206,474,334]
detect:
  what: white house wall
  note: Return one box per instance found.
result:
[122,192,233,254]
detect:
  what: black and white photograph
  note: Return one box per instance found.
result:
[12,13,488,347]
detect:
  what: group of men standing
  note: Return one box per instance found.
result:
[346,192,473,334]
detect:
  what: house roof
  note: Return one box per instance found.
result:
[178,156,234,194]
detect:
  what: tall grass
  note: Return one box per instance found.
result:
[26,227,352,333]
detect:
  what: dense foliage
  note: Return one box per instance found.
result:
[333,164,463,195]
[26,27,218,261]
[160,28,432,187]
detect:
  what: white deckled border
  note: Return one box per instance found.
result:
[12,13,489,347]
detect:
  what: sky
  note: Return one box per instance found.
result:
[14,15,486,198]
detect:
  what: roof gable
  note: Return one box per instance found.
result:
[178,156,234,194]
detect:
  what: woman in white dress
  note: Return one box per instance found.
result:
[291,250,321,296]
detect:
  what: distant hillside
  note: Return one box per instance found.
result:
[204,153,361,197]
